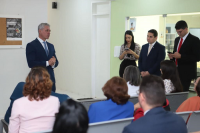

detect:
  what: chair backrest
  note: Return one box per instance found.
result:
[1,119,8,133]
[87,117,133,133]
[128,96,138,104]
[176,111,193,123]
[187,110,200,132]
[77,98,107,111]
[166,92,189,112]
[78,92,188,112]
[32,130,52,133]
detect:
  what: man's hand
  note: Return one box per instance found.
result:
[141,71,145,77]
[168,53,173,59]
[144,71,150,76]
[172,52,181,59]
[48,56,56,66]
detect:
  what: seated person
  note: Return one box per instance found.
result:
[123,75,187,133]
[52,99,89,133]
[4,69,70,124]
[134,99,170,121]
[123,65,141,96]
[88,77,134,123]
[9,67,60,133]
[176,77,200,112]
[160,60,183,93]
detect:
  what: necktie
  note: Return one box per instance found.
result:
[148,44,152,55]
[43,41,48,56]
[175,38,183,66]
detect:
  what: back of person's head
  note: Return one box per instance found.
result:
[123,65,141,86]
[124,30,135,44]
[52,99,89,133]
[102,76,130,104]
[23,66,52,101]
[175,20,188,30]
[148,29,158,37]
[160,60,183,92]
[139,75,166,107]
[195,77,200,97]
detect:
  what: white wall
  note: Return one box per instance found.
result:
[0,0,48,117]
[133,16,160,46]
[47,0,110,98]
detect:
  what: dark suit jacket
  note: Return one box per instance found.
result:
[173,33,200,79]
[26,38,59,84]
[4,82,69,124]
[139,42,165,76]
[123,107,187,133]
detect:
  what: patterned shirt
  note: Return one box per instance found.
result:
[120,43,141,60]
[163,79,174,94]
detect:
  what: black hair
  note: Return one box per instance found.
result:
[160,60,183,93]
[139,75,166,107]
[123,65,141,86]
[175,20,188,30]
[196,79,200,97]
[124,30,135,52]
[148,29,158,37]
[52,99,89,133]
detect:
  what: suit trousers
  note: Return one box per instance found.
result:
[179,76,192,92]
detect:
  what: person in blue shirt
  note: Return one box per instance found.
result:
[88,76,134,123]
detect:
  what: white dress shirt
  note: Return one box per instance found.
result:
[176,32,189,51]
[147,41,156,55]
[37,37,55,68]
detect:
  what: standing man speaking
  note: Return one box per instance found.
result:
[26,23,59,92]
[168,20,200,91]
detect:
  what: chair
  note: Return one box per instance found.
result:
[187,110,200,132]
[128,96,138,104]
[1,119,8,133]
[87,117,133,133]
[176,111,193,123]
[32,130,52,133]
[166,92,189,112]
[77,98,106,111]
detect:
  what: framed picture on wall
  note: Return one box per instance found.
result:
[0,15,24,48]
[129,18,136,32]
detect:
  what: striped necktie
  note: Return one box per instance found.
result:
[43,41,49,56]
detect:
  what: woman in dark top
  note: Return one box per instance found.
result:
[119,30,140,77]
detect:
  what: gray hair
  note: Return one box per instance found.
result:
[38,23,50,32]
[123,65,141,86]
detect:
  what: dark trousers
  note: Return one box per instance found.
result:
[179,77,192,92]
[119,59,136,78]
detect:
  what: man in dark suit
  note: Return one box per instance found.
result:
[26,23,58,92]
[123,75,187,133]
[168,20,200,91]
[139,29,165,77]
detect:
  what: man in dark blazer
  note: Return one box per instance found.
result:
[168,20,200,91]
[123,75,187,133]
[26,23,58,92]
[139,29,165,77]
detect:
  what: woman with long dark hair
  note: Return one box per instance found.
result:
[160,60,183,93]
[119,30,140,77]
